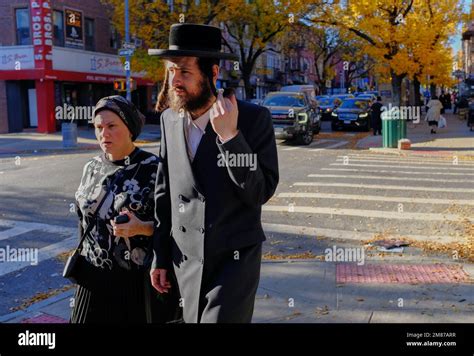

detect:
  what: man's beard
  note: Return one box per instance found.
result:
[168,75,213,114]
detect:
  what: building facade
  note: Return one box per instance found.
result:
[0,0,154,133]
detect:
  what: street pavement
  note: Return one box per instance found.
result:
[0,112,473,323]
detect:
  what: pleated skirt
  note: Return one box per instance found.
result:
[70,258,152,324]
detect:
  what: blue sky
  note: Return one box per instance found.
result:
[451,0,472,52]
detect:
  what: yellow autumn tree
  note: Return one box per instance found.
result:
[215,0,313,99]
[306,0,464,105]
[101,0,225,82]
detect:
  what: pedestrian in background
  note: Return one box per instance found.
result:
[425,95,443,134]
[370,96,383,136]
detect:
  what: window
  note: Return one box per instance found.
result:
[85,18,95,51]
[110,25,119,49]
[53,10,64,46]
[15,8,31,45]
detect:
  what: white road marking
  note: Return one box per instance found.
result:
[0,237,76,277]
[277,192,474,206]
[335,157,474,167]
[0,219,77,276]
[312,141,349,151]
[338,154,474,165]
[293,182,474,193]
[321,167,474,176]
[262,222,457,244]
[307,173,473,184]
[330,163,474,171]
[281,139,335,151]
[262,205,472,222]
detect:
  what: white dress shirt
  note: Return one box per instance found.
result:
[184,109,210,162]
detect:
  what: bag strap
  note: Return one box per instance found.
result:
[75,167,126,252]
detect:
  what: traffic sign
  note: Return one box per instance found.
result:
[118,48,134,57]
[122,42,136,50]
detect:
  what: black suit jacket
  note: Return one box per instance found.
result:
[152,99,279,321]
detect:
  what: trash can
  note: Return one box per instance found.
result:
[398,116,407,139]
[382,109,400,148]
[62,122,78,148]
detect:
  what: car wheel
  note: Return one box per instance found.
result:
[331,123,338,131]
[298,130,313,145]
[312,123,320,135]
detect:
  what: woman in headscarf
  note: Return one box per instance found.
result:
[70,95,178,323]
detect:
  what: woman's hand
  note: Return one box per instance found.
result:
[110,208,154,238]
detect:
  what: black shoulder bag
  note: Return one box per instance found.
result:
[63,168,125,284]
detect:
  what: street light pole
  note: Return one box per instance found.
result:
[125,0,131,101]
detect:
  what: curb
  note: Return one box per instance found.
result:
[0,142,159,157]
[0,289,74,323]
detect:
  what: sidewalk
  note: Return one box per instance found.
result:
[357,112,474,157]
[0,124,161,156]
[1,257,472,324]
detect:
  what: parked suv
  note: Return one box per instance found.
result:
[263,91,321,145]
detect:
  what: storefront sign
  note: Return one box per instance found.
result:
[64,8,83,49]
[30,0,53,69]
[0,46,35,70]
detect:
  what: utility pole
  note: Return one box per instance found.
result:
[125,0,131,101]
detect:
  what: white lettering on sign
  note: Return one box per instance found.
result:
[30,0,53,65]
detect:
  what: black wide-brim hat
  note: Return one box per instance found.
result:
[148,23,238,61]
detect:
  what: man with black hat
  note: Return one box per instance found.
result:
[148,23,279,323]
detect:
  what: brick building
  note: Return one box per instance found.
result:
[0,0,155,133]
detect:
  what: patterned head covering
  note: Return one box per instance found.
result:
[93,95,145,141]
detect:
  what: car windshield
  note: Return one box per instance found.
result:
[318,98,341,106]
[339,99,369,109]
[263,95,305,107]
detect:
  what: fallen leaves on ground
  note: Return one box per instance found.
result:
[262,251,325,260]
[315,305,330,315]
[10,285,74,312]
[55,249,75,263]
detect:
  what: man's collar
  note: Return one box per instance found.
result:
[186,108,209,133]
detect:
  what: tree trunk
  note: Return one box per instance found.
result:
[241,69,252,101]
[391,71,404,107]
[413,78,422,107]
[430,83,437,97]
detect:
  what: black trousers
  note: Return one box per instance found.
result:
[197,242,262,323]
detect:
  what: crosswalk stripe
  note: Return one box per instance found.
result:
[338,154,474,165]
[277,192,474,206]
[293,181,474,193]
[262,205,472,222]
[335,158,474,167]
[321,167,474,176]
[0,237,76,277]
[307,173,472,184]
[312,141,348,151]
[281,139,334,151]
[0,226,35,241]
[0,220,76,236]
[330,163,474,171]
[262,222,455,244]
